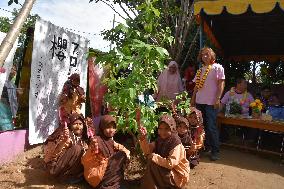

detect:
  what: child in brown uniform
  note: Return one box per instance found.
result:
[174,115,194,165]
[186,107,205,168]
[82,115,130,189]
[44,113,90,183]
[139,114,190,189]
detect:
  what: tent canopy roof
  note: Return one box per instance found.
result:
[194,0,284,62]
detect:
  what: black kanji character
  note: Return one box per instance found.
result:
[56,51,66,61]
[71,42,79,54]
[63,39,67,49]
[50,35,57,59]
[68,56,78,75]
[69,56,77,67]
[57,37,67,50]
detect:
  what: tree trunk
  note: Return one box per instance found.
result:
[0,0,36,67]
[252,61,256,85]
[170,0,195,65]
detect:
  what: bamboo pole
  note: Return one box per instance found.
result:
[0,0,36,67]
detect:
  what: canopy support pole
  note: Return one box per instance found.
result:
[199,18,204,49]
[199,16,204,68]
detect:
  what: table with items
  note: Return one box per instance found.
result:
[217,112,284,158]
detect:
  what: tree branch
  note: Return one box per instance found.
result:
[161,0,170,27]
[100,0,127,20]
[162,0,175,56]
[127,3,138,17]
[174,0,189,62]
[181,26,200,69]
[118,2,134,20]
[175,0,195,63]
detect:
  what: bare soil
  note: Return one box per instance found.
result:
[0,145,283,189]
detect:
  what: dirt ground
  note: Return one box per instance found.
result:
[0,145,283,189]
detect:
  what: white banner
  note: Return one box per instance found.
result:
[0,32,18,96]
[29,18,89,145]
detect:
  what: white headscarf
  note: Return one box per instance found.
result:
[157,61,184,101]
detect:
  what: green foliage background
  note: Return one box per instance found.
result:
[96,0,174,136]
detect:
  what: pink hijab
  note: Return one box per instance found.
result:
[157,61,184,101]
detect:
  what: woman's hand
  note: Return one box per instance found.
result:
[191,87,197,107]
[214,99,221,110]
[190,99,196,107]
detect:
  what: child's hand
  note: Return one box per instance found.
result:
[125,151,131,161]
[138,126,147,140]
[90,137,99,154]
[59,107,69,125]
[171,102,177,115]
[135,107,141,127]
[85,117,93,126]
[147,153,154,160]
[63,122,69,137]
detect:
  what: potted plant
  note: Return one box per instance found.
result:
[229,100,242,117]
[250,99,263,119]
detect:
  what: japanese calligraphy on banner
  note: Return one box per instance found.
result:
[0,32,18,96]
[29,18,89,145]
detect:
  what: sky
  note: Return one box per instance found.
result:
[0,0,130,51]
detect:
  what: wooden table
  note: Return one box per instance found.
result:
[217,114,284,133]
[217,113,284,158]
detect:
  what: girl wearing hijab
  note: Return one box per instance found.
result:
[82,115,130,189]
[44,113,91,183]
[139,114,190,189]
[186,107,205,168]
[156,61,184,101]
[174,115,192,158]
[59,73,86,122]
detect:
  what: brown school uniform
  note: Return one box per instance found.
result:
[174,115,192,159]
[44,113,89,182]
[82,115,130,189]
[139,115,190,189]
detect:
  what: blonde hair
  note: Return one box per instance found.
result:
[197,47,216,64]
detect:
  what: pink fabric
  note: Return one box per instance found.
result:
[88,58,108,117]
[193,63,225,105]
[157,61,184,101]
[0,67,5,73]
[0,129,28,164]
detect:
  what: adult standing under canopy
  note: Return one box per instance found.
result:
[191,47,225,161]
[156,61,184,102]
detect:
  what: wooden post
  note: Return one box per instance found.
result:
[0,0,36,68]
